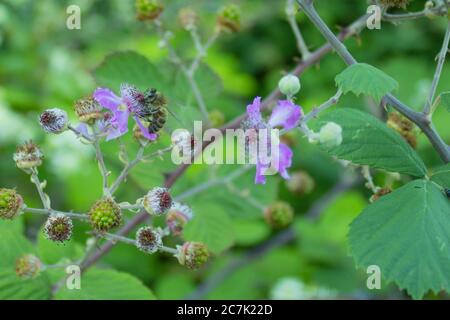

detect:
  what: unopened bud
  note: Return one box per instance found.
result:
[178,8,198,30]
[0,188,23,220]
[39,108,68,134]
[278,74,301,97]
[286,171,315,195]
[13,141,44,170]
[176,241,209,270]
[264,201,294,229]
[318,122,343,148]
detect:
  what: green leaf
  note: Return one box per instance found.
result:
[0,269,50,300]
[155,273,195,299]
[0,228,50,299]
[349,180,450,299]
[335,63,399,102]
[431,163,450,188]
[37,229,84,265]
[55,268,156,300]
[183,202,235,254]
[312,108,426,177]
[94,51,167,92]
[439,91,450,112]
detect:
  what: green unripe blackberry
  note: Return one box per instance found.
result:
[136,0,163,21]
[0,188,23,220]
[176,242,209,270]
[15,254,42,279]
[88,198,122,232]
[216,4,241,33]
[380,0,410,8]
[264,201,294,229]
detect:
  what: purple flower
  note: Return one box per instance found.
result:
[93,84,157,141]
[244,97,301,184]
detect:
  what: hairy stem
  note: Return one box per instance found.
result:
[423,21,450,115]
[23,207,88,220]
[30,168,51,210]
[92,127,110,196]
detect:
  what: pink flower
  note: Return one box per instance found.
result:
[93,84,157,141]
[244,97,301,184]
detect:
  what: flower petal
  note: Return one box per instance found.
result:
[245,96,265,128]
[268,100,301,130]
[134,116,157,141]
[277,143,293,180]
[255,161,267,184]
[93,88,122,111]
[105,109,130,141]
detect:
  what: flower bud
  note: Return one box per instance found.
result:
[74,96,103,124]
[13,141,44,170]
[380,0,410,8]
[39,108,68,134]
[208,109,225,128]
[88,198,122,232]
[278,74,301,97]
[178,8,198,31]
[15,254,42,279]
[176,241,209,270]
[264,201,294,229]
[216,4,241,33]
[370,187,393,203]
[0,188,23,220]
[43,214,73,243]
[387,112,417,148]
[143,187,172,216]
[286,171,315,196]
[166,202,193,236]
[136,0,163,21]
[318,122,343,148]
[135,226,162,254]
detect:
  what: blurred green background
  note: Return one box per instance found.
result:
[0,0,449,299]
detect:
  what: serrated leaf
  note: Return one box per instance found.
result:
[183,202,235,254]
[94,51,167,92]
[431,163,450,188]
[335,63,398,102]
[55,268,156,300]
[439,91,450,112]
[0,228,51,299]
[312,108,426,177]
[349,180,450,299]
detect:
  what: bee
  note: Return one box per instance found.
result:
[137,88,169,135]
[444,188,450,198]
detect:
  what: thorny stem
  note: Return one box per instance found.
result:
[423,21,450,115]
[296,0,450,163]
[68,124,93,142]
[23,207,88,220]
[76,13,370,274]
[92,126,110,197]
[109,144,147,195]
[286,0,311,59]
[174,165,252,201]
[186,175,361,300]
[30,168,50,211]
[381,1,448,22]
[302,89,343,123]
[154,19,212,126]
